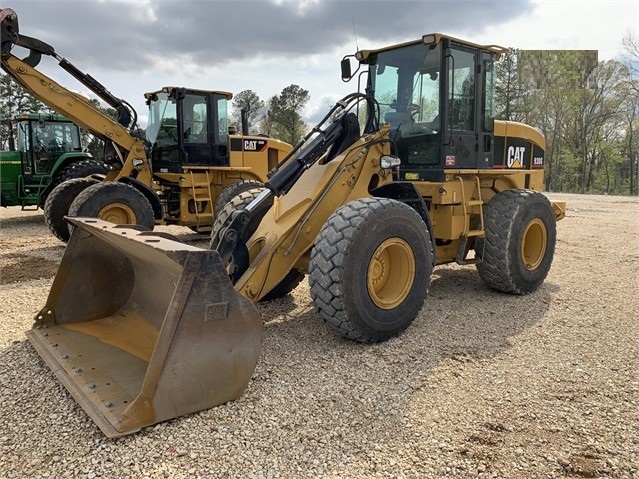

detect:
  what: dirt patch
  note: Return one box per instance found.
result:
[563,453,605,477]
[0,254,59,284]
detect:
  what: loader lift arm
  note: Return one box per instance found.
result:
[0,8,147,176]
[211,93,380,274]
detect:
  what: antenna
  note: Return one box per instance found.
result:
[352,17,359,52]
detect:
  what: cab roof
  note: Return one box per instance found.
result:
[13,113,70,122]
[144,87,233,100]
[356,33,507,63]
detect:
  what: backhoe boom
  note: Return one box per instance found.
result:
[0,8,146,175]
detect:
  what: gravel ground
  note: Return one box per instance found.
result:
[0,192,637,479]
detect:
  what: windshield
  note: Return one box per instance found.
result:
[146,92,178,146]
[369,42,442,135]
[26,119,82,153]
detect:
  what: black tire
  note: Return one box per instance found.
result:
[210,186,304,300]
[43,159,110,206]
[261,269,305,301]
[44,178,98,242]
[210,187,265,247]
[68,182,155,231]
[475,189,556,294]
[309,198,433,343]
[214,179,264,215]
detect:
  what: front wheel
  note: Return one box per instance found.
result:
[40,158,109,208]
[475,189,557,294]
[210,187,265,248]
[261,269,304,301]
[309,198,433,343]
[210,187,303,300]
[44,178,98,242]
[68,182,155,231]
[214,179,264,215]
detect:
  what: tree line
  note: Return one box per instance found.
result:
[495,33,639,195]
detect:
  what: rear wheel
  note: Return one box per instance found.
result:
[44,178,98,242]
[42,159,109,207]
[214,180,264,215]
[309,198,433,343]
[68,182,155,231]
[475,189,556,294]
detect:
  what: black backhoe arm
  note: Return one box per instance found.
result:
[0,7,135,129]
[210,115,352,265]
[0,7,149,179]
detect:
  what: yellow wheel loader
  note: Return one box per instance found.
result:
[25,30,566,437]
[0,8,292,242]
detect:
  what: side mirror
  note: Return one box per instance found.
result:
[340,58,352,81]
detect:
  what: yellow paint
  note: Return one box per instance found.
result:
[62,313,159,362]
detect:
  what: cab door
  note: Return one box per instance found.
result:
[443,44,479,169]
[181,93,230,167]
[181,93,213,166]
[478,51,497,169]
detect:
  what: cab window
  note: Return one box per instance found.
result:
[448,48,476,131]
[215,95,229,145]
[183,95,208,144]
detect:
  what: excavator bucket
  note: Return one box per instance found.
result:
[0,8,18,54]
[27,218,262,438]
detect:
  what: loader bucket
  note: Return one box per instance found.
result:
[27,218,262,438]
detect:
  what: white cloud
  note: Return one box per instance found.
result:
[472,0,638,61]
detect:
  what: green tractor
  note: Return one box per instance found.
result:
[0,112,109,209]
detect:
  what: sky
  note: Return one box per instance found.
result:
[5,0,639,128]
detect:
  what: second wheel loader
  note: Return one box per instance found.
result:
[0,8,292,241]
[26,31,565,437]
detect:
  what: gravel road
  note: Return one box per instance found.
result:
[0,193,637,479]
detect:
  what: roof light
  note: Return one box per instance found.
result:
[422,34,436,45]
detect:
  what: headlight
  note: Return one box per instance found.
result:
[380,155,401,169]
[132,158,145,167]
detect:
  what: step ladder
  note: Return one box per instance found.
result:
[455,175,484,264]
[19,174,50,210]
[187,169,214,232]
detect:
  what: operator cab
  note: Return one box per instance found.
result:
[145,87,232,173]
[13,114,82,174]
[343,34,506,182]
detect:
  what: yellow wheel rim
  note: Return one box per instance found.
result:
[97,202,137,225]
[367,238,416,309]
[521,218,547,270]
